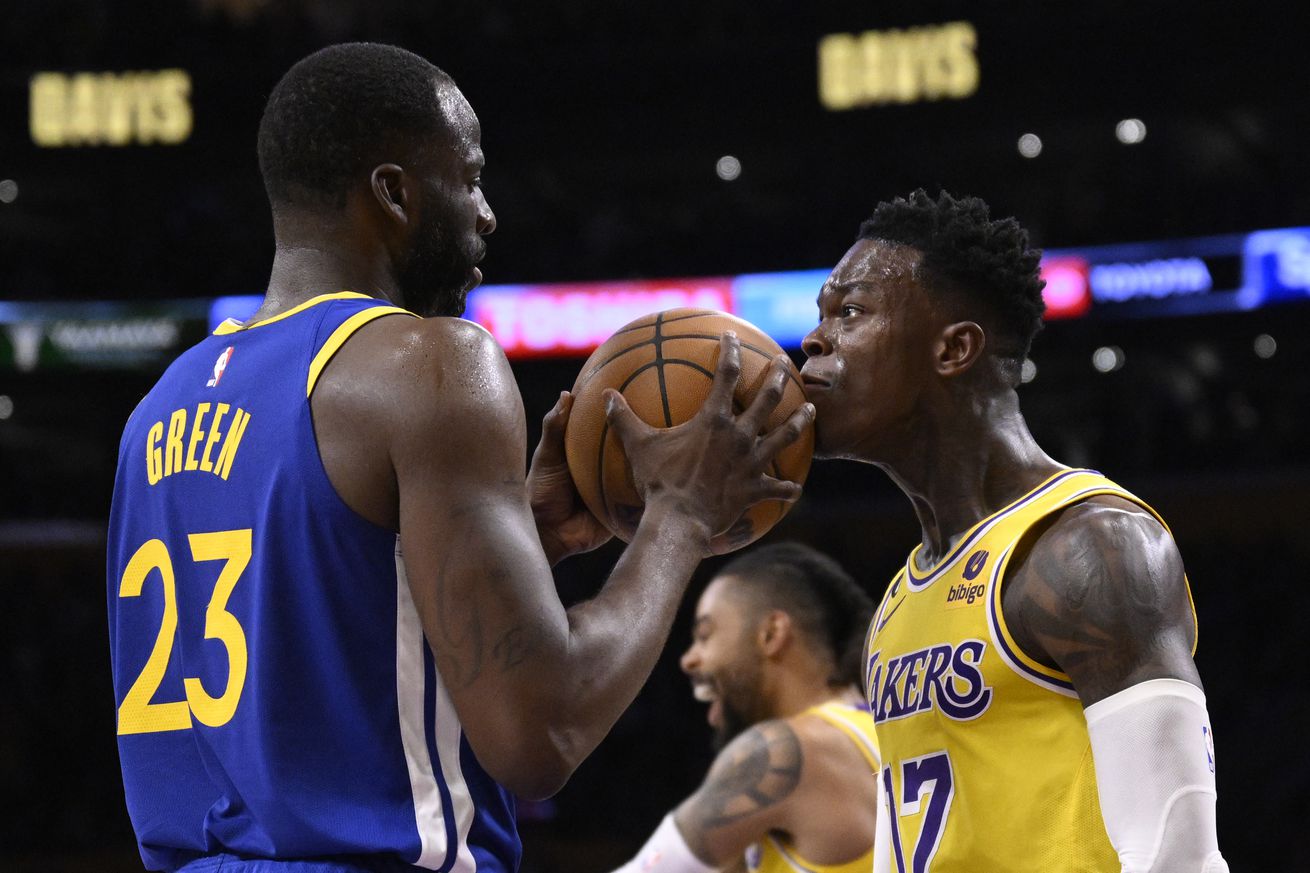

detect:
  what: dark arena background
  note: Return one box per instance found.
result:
[3,2,1308,869]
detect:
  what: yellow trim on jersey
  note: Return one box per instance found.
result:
[748,702,878,873]
[762,834,873,873]
[807,702,880,770]
[306,306,418,397]
[988,480,1200,691]
[865,469,1192,871]
[212,292,378,335]
[903,467,1081,587]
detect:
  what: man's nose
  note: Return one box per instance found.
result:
[477,192,496,235]
[802,324,830,358]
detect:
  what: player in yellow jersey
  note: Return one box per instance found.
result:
[607,543,879,873]
[798,190,1228,873]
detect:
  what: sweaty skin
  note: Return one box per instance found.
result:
[260,78,814,800]
[800,237,1199,710]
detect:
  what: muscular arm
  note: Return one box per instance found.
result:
[672,721,804,866]
[1004,497,1226,871]
[1003,496,1199,705]
[613,714,876,872]
[321,317,807,800]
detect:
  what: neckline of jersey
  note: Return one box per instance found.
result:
[212,291,378,335]
[804,697,869,716]
[904,467,1098,590]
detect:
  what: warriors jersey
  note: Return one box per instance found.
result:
[745,701,880,873]
[863,469,1197,873]
[107,293,520,872]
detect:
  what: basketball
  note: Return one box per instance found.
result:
[564,308,814,555]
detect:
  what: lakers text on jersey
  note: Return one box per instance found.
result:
[863,469,1197,873]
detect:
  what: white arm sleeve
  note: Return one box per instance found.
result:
[1085,678,1229,873]
[608,814,718,873]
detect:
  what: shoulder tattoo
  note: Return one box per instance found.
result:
[683,720,803,843]
[1005,502,1197,703]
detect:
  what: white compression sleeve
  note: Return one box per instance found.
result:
[609,814,717,873]
[1085,678,1229,873]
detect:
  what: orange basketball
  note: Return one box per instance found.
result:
[564,308,814,555]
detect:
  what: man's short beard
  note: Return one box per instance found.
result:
[396,192,479,318]
[711,664,765,751]
[712,697,755,751]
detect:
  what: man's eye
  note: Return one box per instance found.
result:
[841,304,861,317]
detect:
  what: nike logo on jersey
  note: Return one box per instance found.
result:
[877,597,905,631]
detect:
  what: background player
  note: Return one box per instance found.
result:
[800,190,1228,872]
[607,542,878,873]
[106,43,812,872]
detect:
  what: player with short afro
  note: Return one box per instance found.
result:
[857,188,1047,373]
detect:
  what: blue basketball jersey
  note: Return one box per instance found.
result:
[107,293,520,873]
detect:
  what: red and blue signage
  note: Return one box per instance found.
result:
[205,226,1310,360]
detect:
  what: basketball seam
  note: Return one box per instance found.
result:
[611,310,711,336]
[661,359,714,379]
[580,336,802,393]
[654,312,673,428]
[596,419,613,529]
[583,316,805,544]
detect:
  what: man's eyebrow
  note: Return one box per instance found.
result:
[819,280,879,300]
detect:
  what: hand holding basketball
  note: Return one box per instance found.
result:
[527,391,615,565]
[564,309,815,555]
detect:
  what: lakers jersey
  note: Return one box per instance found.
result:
[745,701,880,873]
[107,293,520,872]
[863,469,1196,873]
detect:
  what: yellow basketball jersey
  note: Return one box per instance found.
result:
[745,701,880,873]
[863,469,1197,872]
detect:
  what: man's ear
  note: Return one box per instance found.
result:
[370,163,410,228]
[758,610,793,658]
[935,321,986,378]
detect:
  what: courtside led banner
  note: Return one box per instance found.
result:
[194,227,1302,360]
[466,271,832,359]
[6,226,1306,371]
[467,279,733,359]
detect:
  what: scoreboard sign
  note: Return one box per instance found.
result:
[818,22,979,110]
[29,70,193,147]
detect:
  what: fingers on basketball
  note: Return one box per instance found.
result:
[564,308,815,554]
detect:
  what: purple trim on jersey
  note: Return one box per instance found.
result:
[985,544,1077,693]
[882,767,908,873]
[905,470,1098,591]
[767,836,824,873]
